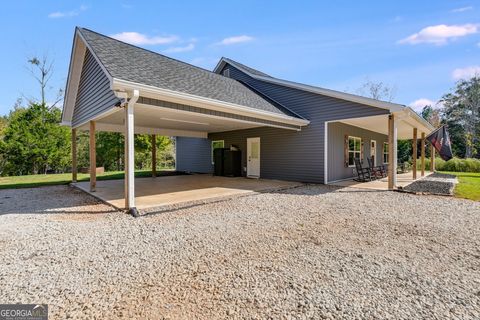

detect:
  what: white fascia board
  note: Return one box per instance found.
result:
[392,108,434,134]
[216,57,406,113]
[111,78,310,127]
[76,29,113,83]
[62,32,87,125]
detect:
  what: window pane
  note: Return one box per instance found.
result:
[355,138,361,151]
[349,138,354,151]
[384,143,388,152]
[349,152,355,166]
[251,141,259,159]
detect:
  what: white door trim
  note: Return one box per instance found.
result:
[371,139,377,166]
[247,137,260,178]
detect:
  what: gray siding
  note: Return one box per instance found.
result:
[327,122,388,182]
[175,137,213,173]
[72,49,119,127]
[216,64,390,183]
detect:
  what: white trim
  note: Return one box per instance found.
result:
[347,136,362,167]
[214,58,405,112]
[112,78,310,127]
[247,137,261,178]
[324,122,329,184]
[76,29,113,83]
[370,140,377,167]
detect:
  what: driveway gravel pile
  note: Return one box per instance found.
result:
[403,172,458,195]
[0,184,479,319]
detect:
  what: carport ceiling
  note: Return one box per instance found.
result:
[340,114,427,140]
[78,103,260,136]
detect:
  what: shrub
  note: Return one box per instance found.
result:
[416,157,480,172]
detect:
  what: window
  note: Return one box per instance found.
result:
[211,140,224,163]
[383,142,389,164]
[348,136,362,167]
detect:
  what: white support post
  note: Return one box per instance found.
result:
[393,120,398,187]
[124,90,139,216]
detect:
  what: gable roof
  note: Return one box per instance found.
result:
[75,28,298,118]
[214,57,434,132]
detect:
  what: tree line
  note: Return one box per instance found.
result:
[0,56,478,177]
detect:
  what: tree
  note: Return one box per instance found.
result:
[0,103,71,175]
[356,78,396,102]
[421,105,441,128]
[27,55,63,107]
[441,76,480,158]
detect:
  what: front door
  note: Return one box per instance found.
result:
[370,140,377,166]
[247,137,260,178]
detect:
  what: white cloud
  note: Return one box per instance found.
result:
[398,24,479,45]
[409,98,436,111]
[218,35,254,45]
[452,65,480,80]
[451,6,473,13]
[110,32,178,45]
[163,43,195,53]
[48,5,88,18]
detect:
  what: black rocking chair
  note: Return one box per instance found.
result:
[354,158,374,182]
[367,157,387,178]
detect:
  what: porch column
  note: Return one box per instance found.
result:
[421,132,426,177]
[124,89,139,216]
[430,144,436,172]
[72,128,77,183]
[151,134,157,177]
[412,128,417,180]
[387,114,397,190]
[89,121,96,192]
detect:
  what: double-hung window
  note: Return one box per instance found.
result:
[348,136,362,167]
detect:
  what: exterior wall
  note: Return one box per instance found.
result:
[327,122,388,182]
[72,49,119,127]
[218,64,390,183]
[175,137,213,173]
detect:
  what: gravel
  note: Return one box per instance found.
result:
[0,184,479,319]
[403,173,458,195]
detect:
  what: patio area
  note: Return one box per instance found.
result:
[74,174,302,211]
[329,171,432,190]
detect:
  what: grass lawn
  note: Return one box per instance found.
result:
[0,169,175,189]
[442,172,480,201]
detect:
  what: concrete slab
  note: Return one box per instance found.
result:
[75,174,302,211]
[329,171,432,190]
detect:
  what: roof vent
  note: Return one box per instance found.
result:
[223,69,230,78]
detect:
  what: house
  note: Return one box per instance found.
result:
[62,27,434,215]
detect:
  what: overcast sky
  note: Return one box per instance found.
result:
[0,0,479,115]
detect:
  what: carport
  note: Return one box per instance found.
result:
[62,28,309,215]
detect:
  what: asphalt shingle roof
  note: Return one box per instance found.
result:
[78,28,296,117]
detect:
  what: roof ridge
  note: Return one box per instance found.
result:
[78,27,231,79]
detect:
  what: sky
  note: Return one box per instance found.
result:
[0,0,479,116]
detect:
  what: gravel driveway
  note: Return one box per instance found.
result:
[0,185,479,319]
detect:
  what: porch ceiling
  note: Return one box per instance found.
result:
[339,114,432,139]
[77,103,263,137]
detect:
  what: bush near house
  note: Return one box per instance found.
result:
[416,157,480,173]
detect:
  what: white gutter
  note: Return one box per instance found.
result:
[111,78,310,127]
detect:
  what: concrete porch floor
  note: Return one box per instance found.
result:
[329,171,432,190]
[75,174,303,211]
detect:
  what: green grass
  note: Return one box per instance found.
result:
[441,171,480,201]
[0,169,174,189]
